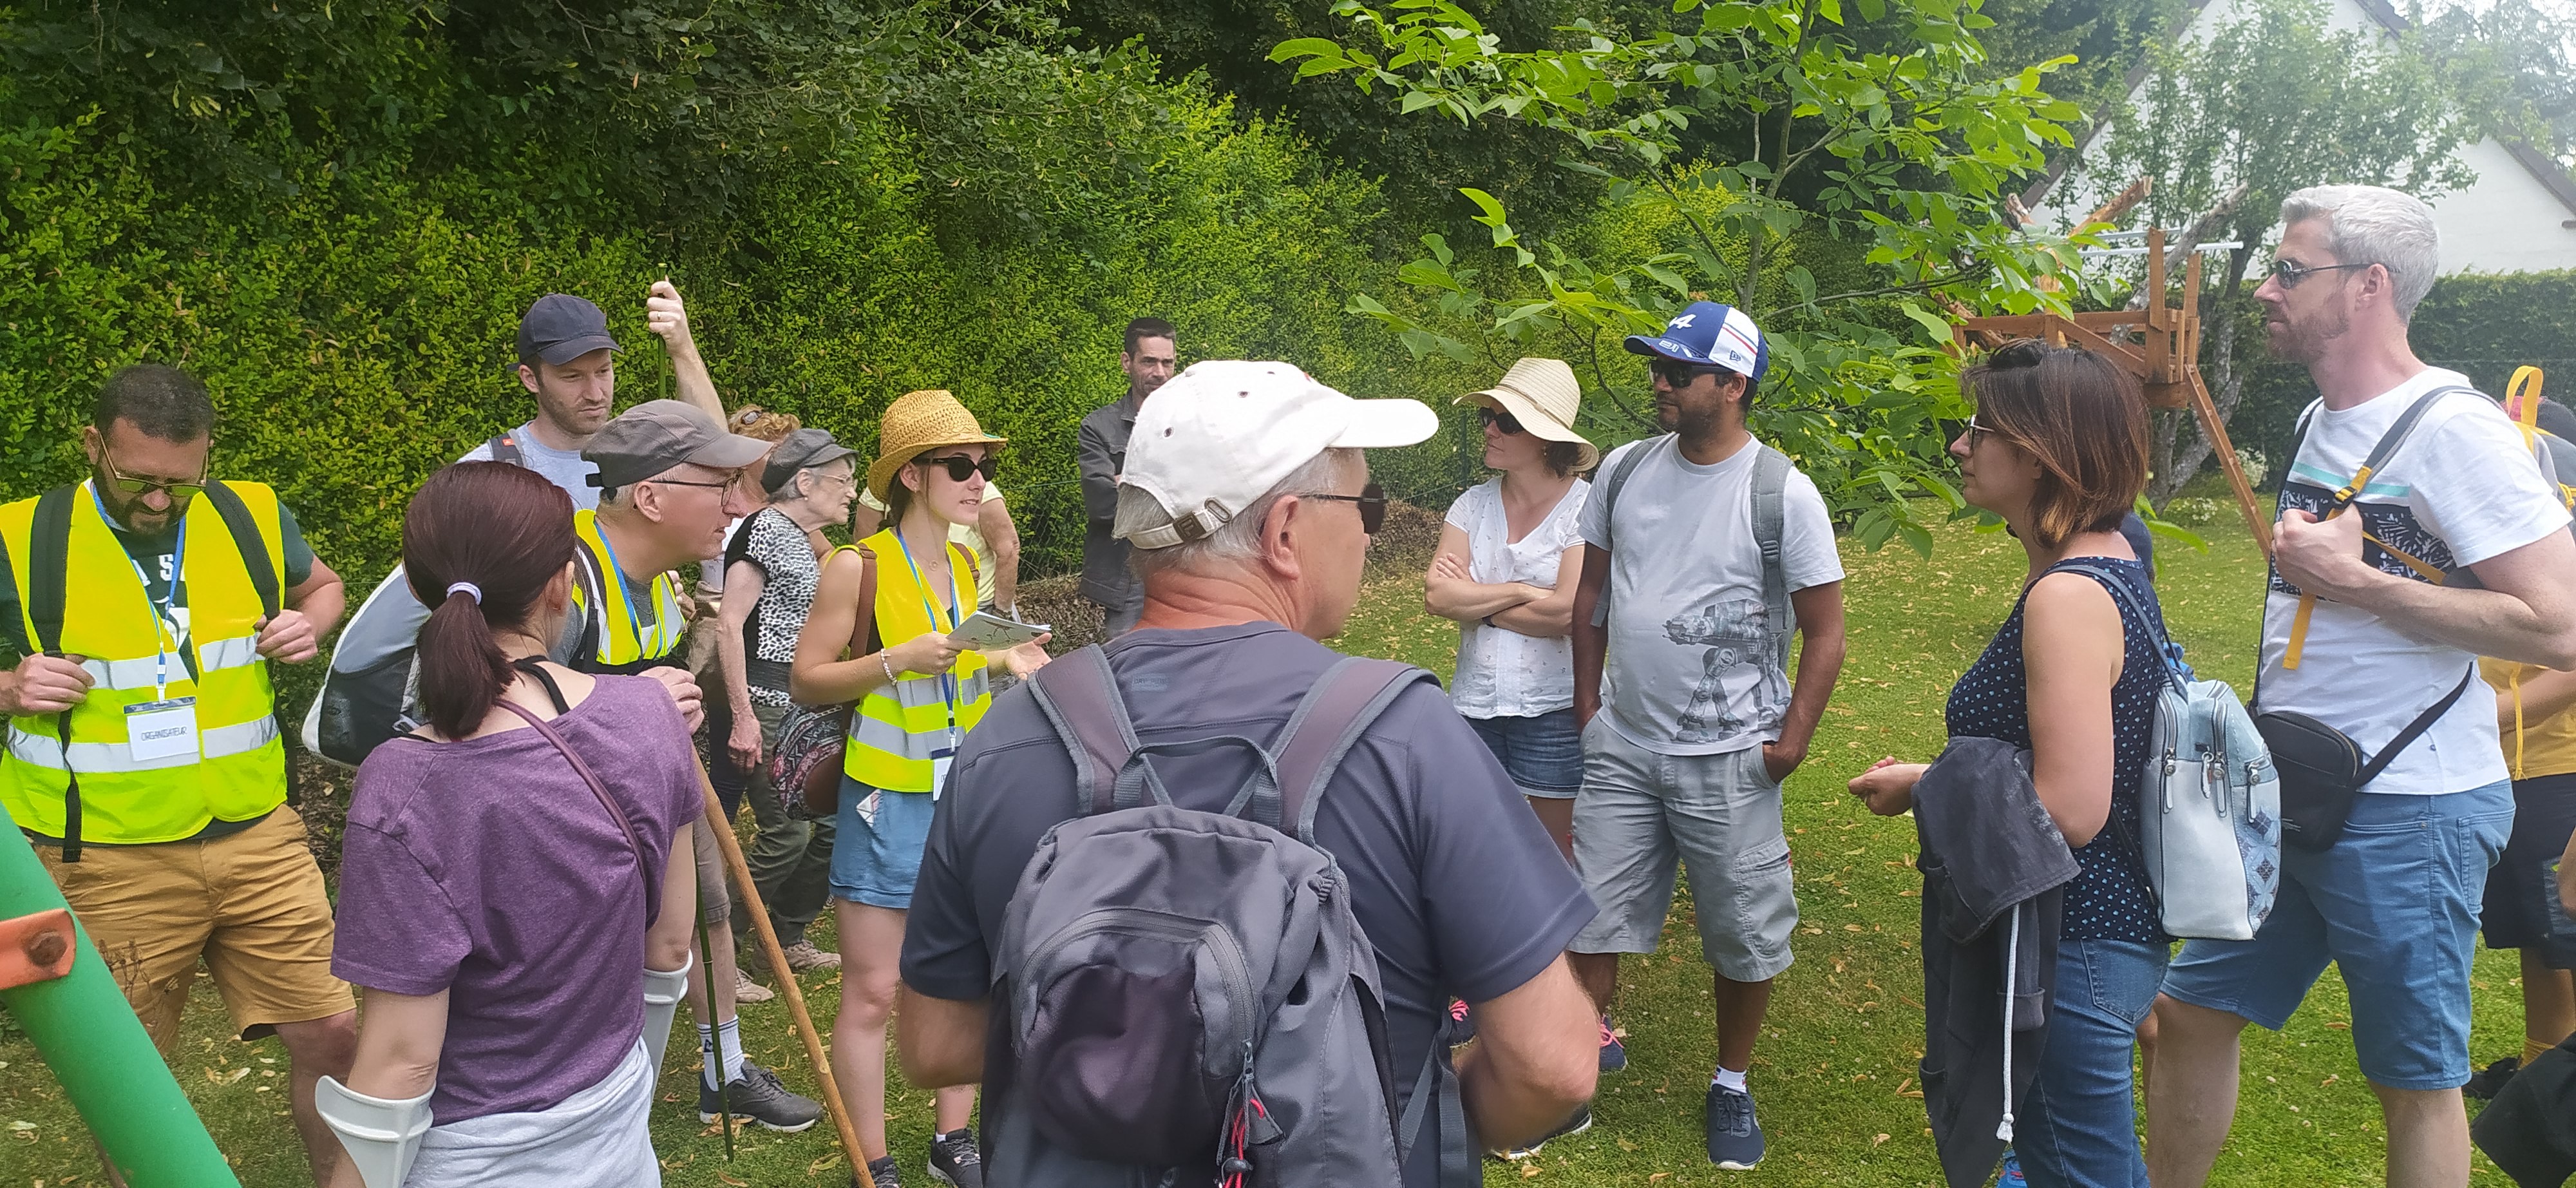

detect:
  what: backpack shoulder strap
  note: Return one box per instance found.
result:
[1027,645,1145,818]
[198,481,282,619]
[2326,384,2476,511]
[486,432,525,468]
[1265,656,1435,847]
[1586,436,1665,629]
[1750,443,1793,647]
[952,539,980,595]
[25,486,75,655]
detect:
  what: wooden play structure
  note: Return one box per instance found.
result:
[1950,222,2275,553]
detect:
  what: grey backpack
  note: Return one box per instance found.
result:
[1587,435,1796,673]
[2060,562,2280,941]
[988,646,1471,1187]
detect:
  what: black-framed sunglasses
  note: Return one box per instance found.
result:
[1479,407,1525,436]
[1647,358,1725,388]
[1300,481,1388,535]
[918,454,999,483]
[98,450,207,500]
[2269,258,2374,289]
[1963,416,2010,448]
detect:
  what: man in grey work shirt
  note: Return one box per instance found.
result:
[1075,316,1176,636]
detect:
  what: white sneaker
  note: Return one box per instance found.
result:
[733,966,776,1003]
[779,939,842,973]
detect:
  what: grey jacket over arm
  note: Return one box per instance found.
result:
[1076,400,1138,608]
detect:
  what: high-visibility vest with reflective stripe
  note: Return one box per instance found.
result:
[567,509,687,673]
[842,532,989,793]
[0,481,287,843]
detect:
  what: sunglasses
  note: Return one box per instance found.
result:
[1479,407,1525,436]
[1300,481,1387,535]
[99,450,207,500]
[2268,258,2374,289]
[1963,416,2009,448]
[1647,358,1726,388]
[918,454,998,483]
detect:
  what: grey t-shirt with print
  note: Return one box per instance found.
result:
[460,420,599,512]
[1580,436,1843,756]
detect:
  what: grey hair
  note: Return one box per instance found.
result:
[1123,449,1362,579]
[2278,184,2441,321]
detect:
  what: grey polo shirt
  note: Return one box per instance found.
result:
[902,622,1595,1185]
[1075,398,1140,609]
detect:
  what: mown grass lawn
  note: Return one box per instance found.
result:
[0,510,2536,1185]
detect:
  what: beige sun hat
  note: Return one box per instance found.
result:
[868,389,1007,502]
[1459,357,1598,472]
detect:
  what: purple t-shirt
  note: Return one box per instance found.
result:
[334,675,702,1124]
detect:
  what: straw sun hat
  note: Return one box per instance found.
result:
[867,389,1007,502]
[1460,358,1598,472]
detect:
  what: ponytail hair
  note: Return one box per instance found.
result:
[403,462,578,738]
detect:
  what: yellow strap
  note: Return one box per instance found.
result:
[2360,532,2448,583]
[2282,517,2447,671]
[2510,365,2545,426]
[2285,593,2318,669]
[2513,669,2526,781]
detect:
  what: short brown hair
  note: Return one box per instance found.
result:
[1962,340,2148,550]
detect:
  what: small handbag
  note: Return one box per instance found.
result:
[769,548,876,819]
[2253,667,2474,852]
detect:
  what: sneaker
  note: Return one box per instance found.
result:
[1447,999,1475,1044]
[928,1127,985,1187]
[1998,1147,2027,1187]
[1598,1017,1627,1073]
[1705,1082,1764,1169]
[734,966,777,1004]
[857,1155,903,1188]
[781,939,843,973]
[1490,1107,1592,1161]
[701,1060,822,1132]
[2467,1055,2521,1100]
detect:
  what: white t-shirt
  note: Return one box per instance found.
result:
[1444,477,1589,719]
[1580,436,1844,756]
[460,420,599,512]
[2259,369,2570,795]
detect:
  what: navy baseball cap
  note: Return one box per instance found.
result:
[516,293,622,366]
[1624,300,1769,382]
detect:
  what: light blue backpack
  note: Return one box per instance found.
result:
[2063,564,2281,941]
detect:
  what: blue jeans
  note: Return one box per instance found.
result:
[2164,780,2515,1089]
[2014,939,2166,1188]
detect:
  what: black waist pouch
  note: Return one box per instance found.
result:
[2253,668,2473,852]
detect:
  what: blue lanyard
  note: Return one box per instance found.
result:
[91,481,182,698]
[591,524,670,658]
[891,528,961,734]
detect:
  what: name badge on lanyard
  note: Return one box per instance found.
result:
[126,698,201,762]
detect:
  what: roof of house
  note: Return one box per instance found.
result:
[2018,0,2576,221]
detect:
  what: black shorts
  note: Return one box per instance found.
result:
[2482,772,2576,968]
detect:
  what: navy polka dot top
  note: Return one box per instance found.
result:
[1943,556,2169,944]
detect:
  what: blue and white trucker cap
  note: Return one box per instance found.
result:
[1623,300,1769,382]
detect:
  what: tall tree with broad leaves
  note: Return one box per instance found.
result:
[1273,0,2094,555]
[2078,0,2474,501]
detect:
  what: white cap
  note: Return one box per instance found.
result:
[1118,360,1439,550]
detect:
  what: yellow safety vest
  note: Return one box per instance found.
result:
[843,531,990,793]
[0,481,287,845]
[568,509,687,673]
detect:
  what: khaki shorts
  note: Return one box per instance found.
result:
[37,807,354,1055]
[1569,720,1797,982]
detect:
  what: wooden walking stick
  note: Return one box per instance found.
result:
[695,762,876,1188]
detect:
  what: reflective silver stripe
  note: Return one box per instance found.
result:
[877,670,991,709]
[849,713,947,762]
[5,716,279,773]
[73,635,263,692]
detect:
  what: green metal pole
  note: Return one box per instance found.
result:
[0,804,241,1186]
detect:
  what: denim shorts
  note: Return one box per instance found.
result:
[1466,709,1585,799]
[828,777,938,911]
[2163,779,2514,1090]
[1568,718,1795,982]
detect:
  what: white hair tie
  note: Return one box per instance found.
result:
[446,582,483,605]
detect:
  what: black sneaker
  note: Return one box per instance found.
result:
[857,1155,904,1188]
[1490,1106,1591,1160]
[699,1060,824,1132]
[2466,1055,2522,1100]
[1705,1082,1765,1169]
[928,1127,985,1187]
